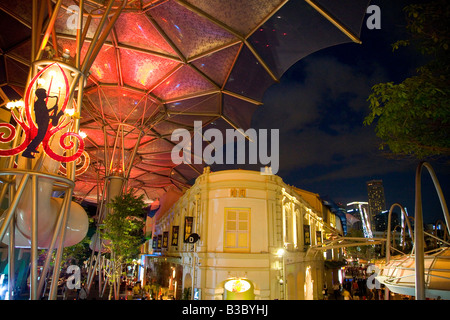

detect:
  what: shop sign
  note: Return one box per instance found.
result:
[162,231,168,248]
[184,216,193,242]
[171,226,179,246]
[304,225,311,246]
[186,233,200,244]
[157,234,162,249]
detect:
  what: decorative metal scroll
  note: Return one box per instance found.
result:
[0,62,84,162]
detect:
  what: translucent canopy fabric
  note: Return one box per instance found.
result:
[0,0,370,203]
[377,247,450,299]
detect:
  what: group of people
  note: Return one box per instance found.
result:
[131,281,154,300]
[323,279,384,300]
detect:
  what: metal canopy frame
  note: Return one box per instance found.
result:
[0,0,366,205]
[0,0,370,300]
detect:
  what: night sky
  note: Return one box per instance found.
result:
[212,0,450,225]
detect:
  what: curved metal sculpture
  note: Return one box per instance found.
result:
[0,62,84,162]
[377,162,450,300]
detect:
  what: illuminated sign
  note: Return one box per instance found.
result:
[0,63,84,162]
[304,225,311,246]
[157,234,162,249]
[316,231,322,245]
[224,279,251,293]
[184,216,193,242]
[162,231,168,248]
[186,233,200,244]
[152,236,158,249]
[171,226,179,246]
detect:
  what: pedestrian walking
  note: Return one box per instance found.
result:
[62,283,69,300]
[351,279,359,296]
[333,283,340,300]
[322,285,328,300]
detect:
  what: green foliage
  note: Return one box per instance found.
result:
[345,229,376,260]
[62,236,92,267]
[100,191,146,263]
[364,0,450,159]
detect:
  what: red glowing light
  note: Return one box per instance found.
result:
[0,63,84,163]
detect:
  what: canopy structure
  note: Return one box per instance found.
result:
[377,247,450,300]
[0,1,372,300]
[0,0,371,205]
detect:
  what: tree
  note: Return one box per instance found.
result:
[345,229,376,261]
[364,0,450,159]
[100,190,146,299]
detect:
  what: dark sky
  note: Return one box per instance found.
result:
[212,0,450,225]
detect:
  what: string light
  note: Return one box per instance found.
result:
[65,108,75,116]
[6,100,24,109]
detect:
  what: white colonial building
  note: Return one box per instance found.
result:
[142,168,344,300]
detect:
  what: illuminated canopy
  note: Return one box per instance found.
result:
[377,247,450,300]
[0,0,370,203]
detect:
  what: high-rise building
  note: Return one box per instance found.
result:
[366,180,386,223]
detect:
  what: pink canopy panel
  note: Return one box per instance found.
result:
[0,0,370,204]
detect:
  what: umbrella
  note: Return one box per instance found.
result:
[0,0,371,204]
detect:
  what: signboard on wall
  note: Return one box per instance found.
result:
[152,236,158,249]
[157,234,162,249]
[162,231,169,248]
[316,231,322,245]
[304,225,311,246]
[184,217,193,242]
[171,226,179,246]
[186,233,200,244]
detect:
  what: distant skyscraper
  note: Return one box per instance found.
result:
[366,180,386,222]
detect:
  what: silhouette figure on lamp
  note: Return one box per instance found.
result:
[22,88,64,159]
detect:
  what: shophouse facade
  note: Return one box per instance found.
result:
[143,168,344,300]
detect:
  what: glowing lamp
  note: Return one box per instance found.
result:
[6,100,24,109]
[62,49,71,60]
[224,279,251,293]
[79,131,87,139]
[65,108,75,116]
[276,248,285,257]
